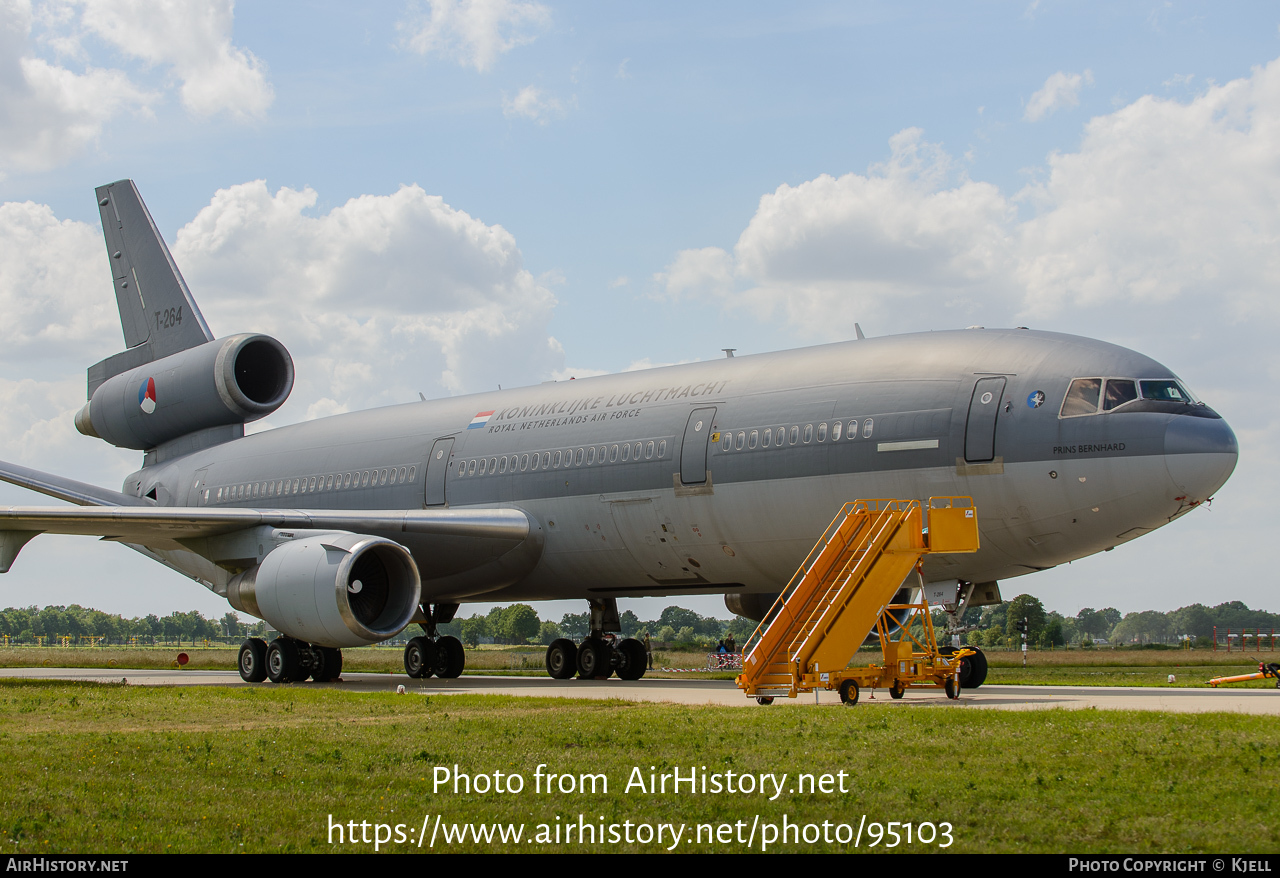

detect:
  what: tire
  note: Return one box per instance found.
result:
[616,638,647,681]
[959,648,988,689]
[839,679,859,706]
[312,647,342,682]
[266,638,301,684]
[756,696,775,706]
[545,639,577,679]
[437,636,465,678]
[889,682,905,700]
[577,639,611,678]
[404,636,434,679]
[238,638,267,683]
[945,677,959,700]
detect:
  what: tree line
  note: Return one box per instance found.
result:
[0,605,268,644]
[955,596,1280,649]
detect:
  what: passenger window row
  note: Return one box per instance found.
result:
[207,465,418,503]
[1060,378,1194,418]
[458,438,670,477]
[716,419,875,452]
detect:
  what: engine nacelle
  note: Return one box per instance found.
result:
[225,533,421,648]
[75,333,293,450]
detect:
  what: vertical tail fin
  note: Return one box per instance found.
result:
[90,180,215,393]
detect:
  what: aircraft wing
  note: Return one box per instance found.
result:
[0,458,532,573]
[0,506,531,542]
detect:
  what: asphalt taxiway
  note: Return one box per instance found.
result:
[1,667,1277,714]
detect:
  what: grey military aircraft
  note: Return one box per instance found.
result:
[0,181,1238,687]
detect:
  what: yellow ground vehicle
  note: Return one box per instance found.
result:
[736,497,981,706]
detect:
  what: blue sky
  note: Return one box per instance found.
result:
[1,1,1278,622]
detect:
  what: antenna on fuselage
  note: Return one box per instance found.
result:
[854,323,865,340]
[722,349,736,358]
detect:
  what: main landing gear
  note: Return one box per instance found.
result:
[544,598,647,681]
[238,636,343,684]
[403,602,465,679]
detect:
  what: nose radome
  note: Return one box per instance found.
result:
[1164,414,1238,500]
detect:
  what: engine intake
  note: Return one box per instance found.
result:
[226,533,421,648]
[75,333,294,450]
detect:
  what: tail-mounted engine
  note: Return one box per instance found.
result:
[224,533,422,648]
[75,333,293,450]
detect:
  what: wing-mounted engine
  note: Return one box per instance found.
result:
[223,533,422,648]
[75,333,294,451]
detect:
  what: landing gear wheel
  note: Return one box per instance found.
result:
[945,678,959,700]
[616,638,647,681]
[266,638,301,684]
[959,648,988,689]
[404,636,435,679]
[576,638,611,679]
[889,682,905,700]
[839,679,860,706]
[312,647,342,682]
[436,636,465,678]
[545,639,578,679]
[238,638,267,683]
[756,696,775,706]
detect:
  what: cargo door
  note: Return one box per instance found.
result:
[964,377,1006,462]
[424,437,454,506]
[679,407,717,485]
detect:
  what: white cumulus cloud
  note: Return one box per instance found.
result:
[399,0,550,72]
[76,0,273,119]
[501,84,565,124]
[1024,69,1093,122]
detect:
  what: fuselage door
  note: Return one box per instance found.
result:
[424,437,454,506]
[680,407,717,485]
[964,377,1007,462]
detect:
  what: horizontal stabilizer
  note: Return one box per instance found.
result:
[0,458,150,507]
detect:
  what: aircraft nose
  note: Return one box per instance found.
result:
[1164,413,1238,500]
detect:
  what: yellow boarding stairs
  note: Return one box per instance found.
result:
[736,497,981,706]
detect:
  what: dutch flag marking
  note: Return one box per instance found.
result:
[468,410,494,429]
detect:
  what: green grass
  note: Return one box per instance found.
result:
[0,680,1277,853]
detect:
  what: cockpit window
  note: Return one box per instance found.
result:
[1060,378,1102,417]
[1140,380,1193,403]
[1102,379,1138,411]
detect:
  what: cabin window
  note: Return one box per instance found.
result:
[487,459,497,476]
[309,477,317,491]
[862,419,873,438]
[748,430,758,449]
[621,443,631,462]
[1103,379,1138,411]
[553,451,562,468]
[409,466,417,481]
[400,467,408,482]
[831,421,842,441]
[761,429,771,449]
[478,459,488,476]
[517,454,527,471]
[542,451,552,469]
[657,439,667,457]
[735,431,746,451]
[363,471,371,487]
[458,461,466,476]
[599,445,608,462]
[817,422,827,442]
[216,488,223,501]
[645,440,655,459]
[293,479,301,493]
[775,427,786,446]
[803,424,813,444]
[789,426,799,445]
[1060,378,1102,417]
[587,447,597,465]
[498,457,508,474]
[569,448,579,466]
[633,442,643,459]
[1141,379,1193,403]
[609,445,619,463]
[720,432,732,451]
